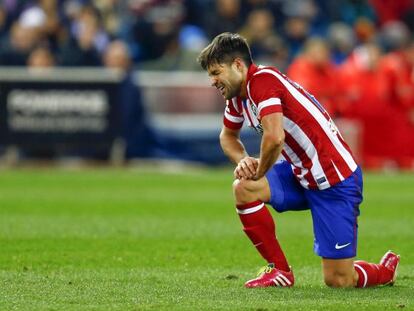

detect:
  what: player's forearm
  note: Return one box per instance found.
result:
[255,132,284,179]
[220,131,249,164]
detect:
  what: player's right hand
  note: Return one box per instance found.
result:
[234,157,259,180]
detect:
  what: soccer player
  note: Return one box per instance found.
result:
[197,32,400,288]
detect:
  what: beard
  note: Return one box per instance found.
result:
[223,82,242,100]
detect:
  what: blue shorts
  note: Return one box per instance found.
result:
[265,161,363,259]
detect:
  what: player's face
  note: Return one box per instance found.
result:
[207,62,243,100]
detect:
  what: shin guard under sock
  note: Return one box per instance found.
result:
[237,201,290,272]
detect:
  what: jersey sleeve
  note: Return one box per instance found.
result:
[223,98,244,130]
[248,72,284,120]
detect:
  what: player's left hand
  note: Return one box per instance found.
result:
[234,157,259,180]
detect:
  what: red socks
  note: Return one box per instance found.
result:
[236,200,290,272]
[237,201,395,286]
[354,260,393,287]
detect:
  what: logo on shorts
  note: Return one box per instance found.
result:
[335,242,351,250]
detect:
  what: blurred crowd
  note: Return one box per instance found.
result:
[0,0,414,168]
[0,0,413,68]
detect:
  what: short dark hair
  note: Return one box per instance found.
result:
[197,32,253,70]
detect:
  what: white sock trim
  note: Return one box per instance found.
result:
[354,263,368,288]
[236,203,265,215]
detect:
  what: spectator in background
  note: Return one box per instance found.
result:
[340,43,387,115]
[59,4,105,66]
[242,0,284,28]
[254,34,291,72]
[353,17,377,44]
[380,20,411,53]
[239,9,278,59]
[128,1,184,62]
[239,8,289,70]
[203,0,243,39]
[281,0,319,60]
[379,21,413,115]
[103,40,157,158]
[71,4,109,53]
[138,26,205,71]
[27,44,55,67]
[338,42,401,168]
[38,0,65,52]
[380,40,414,113]
[287,37,341,117]
[327,22,356,64]
[0,15,44,66]
[379,32,414,168]
[91,0,121,38]
[282,15,312,60]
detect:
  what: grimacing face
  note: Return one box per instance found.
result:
[207,61,244,100]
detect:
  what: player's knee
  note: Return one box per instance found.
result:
[324,273,354,288]
[232,179,252,202]
[233,179,246,198]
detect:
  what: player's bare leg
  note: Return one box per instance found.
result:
[232,177,294,288]
[322,258,358,287]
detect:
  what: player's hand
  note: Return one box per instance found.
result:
[234,157,259,180]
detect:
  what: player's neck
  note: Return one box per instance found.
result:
[239,72,248,99]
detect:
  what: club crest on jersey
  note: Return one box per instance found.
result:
[250,102,258,116]
[242,99,263,134]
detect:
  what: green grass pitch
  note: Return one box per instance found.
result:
[0,167,413,310]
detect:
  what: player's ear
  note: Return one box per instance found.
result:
[233,58,244,72]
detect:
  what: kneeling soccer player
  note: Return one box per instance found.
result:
[197,32,400,288]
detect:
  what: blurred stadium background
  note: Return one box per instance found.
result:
[0,0,413,169]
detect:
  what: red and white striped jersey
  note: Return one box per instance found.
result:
[223,64,358,190]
